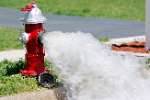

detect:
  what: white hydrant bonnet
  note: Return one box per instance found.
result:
[20,4,47,24]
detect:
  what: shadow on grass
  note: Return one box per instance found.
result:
[0,59,25,76]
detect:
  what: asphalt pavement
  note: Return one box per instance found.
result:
[0,7,145,38]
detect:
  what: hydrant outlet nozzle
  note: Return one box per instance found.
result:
[19,32,29,44]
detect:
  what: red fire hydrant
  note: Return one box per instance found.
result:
[19,2,54,87]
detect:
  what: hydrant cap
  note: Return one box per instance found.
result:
[20,3,47,24]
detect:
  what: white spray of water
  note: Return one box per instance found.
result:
[42,31,150,100]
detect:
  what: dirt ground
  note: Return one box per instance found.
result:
[0,87,67,100]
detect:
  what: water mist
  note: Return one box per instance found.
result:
[42,31,150,100]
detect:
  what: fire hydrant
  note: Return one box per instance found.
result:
[19,2,55,87]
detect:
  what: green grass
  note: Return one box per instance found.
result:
[0,59,62,97]
[146,58,150,69]
[0,0,145,21]
[0,27,23,51]
[98,38,109,42]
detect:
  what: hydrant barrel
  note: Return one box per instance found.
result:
[25,23,43,33]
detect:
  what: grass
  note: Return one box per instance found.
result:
[98,37,109,42]
[146,58,150,69]
[0,0,145,21]
[0,27,23,51]
[0,59,62,97]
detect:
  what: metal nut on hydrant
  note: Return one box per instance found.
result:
[19,2,55,88]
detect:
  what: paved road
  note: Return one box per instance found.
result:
[0,7,145,38]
